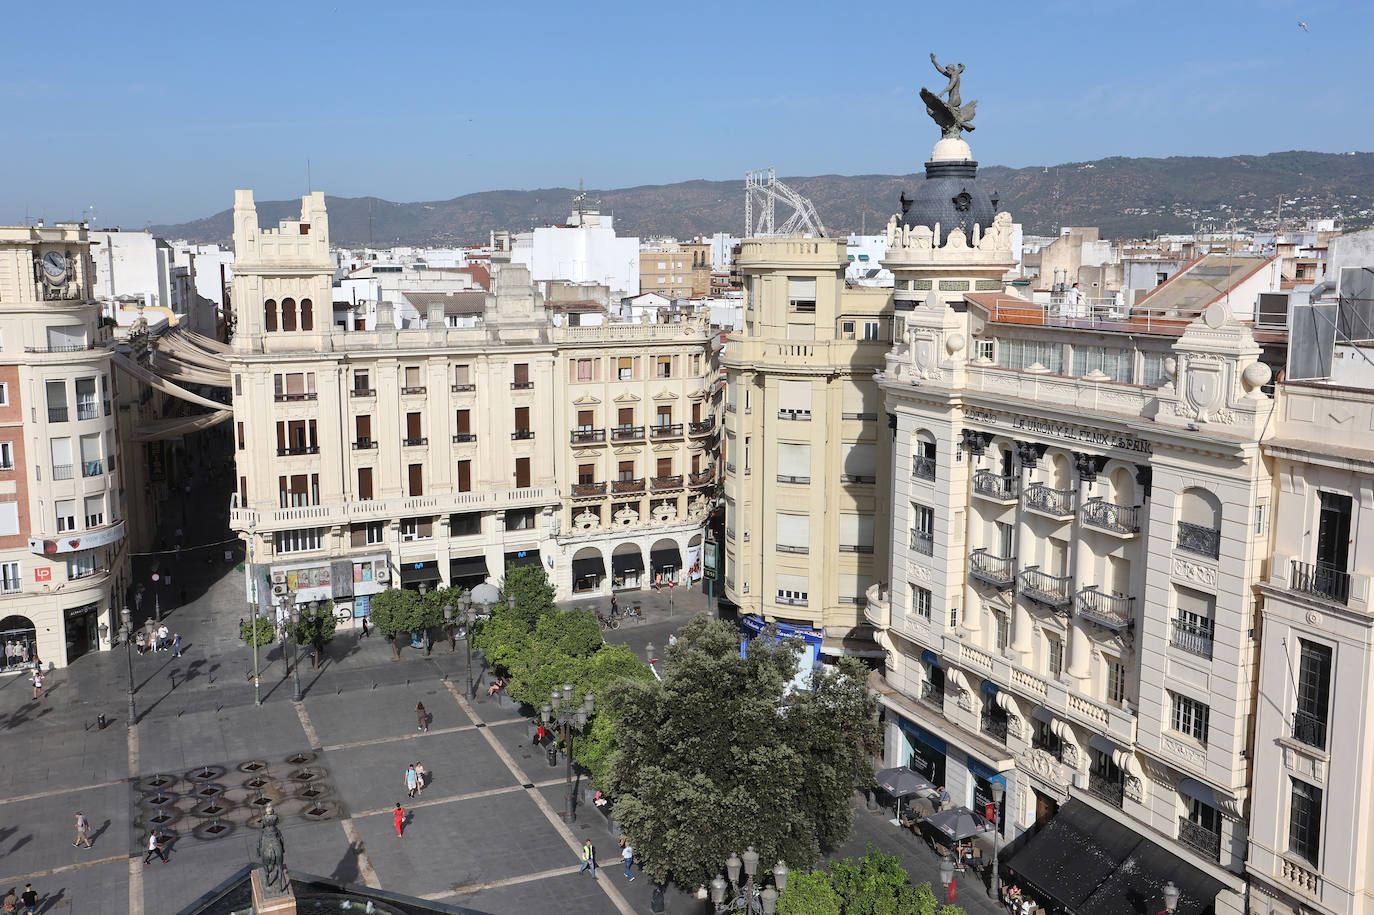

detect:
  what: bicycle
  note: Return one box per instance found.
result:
[597,611,620,631]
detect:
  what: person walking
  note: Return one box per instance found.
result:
[172,633,182,657]
[621,840,636,880]
[142,831,168,864]
[414,761,427,795]
[415,701,428,732]
[578,840,597,879]
[361,616,370,638]
[18,884,36,915]
[393,803,405,837]
[73,812,93,848]
[30,669,42,700]
[3,886,17,913]
[609,594,619,620]
[405,765,418,799]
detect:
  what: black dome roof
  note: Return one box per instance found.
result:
[900,159,997,242]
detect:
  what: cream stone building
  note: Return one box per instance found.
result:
[721,236,891,642]
[0,223,130,668]
[225,191,712,619]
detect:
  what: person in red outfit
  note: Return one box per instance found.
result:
[393,803,405,837]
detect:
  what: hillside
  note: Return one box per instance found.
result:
[151,151,1374,246]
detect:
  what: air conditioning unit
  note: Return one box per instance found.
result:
[272,583,288,596]
[375,567,390,582]
[270,571,286,585]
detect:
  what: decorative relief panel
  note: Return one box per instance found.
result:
[1018,747,1070,790]
[1171,556,1219,589]
[1161,734,1206,768]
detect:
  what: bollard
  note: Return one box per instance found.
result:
[97,714,107,730]
[547,745,558,768]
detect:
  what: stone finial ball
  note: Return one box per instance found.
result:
[1164,357,1177,379]
[1242,361,1271,390]
[946,333,966,354]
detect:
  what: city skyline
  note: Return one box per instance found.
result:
[3,0,1370,227]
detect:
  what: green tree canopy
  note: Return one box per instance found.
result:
[498,564,556,628]
[239,615,274,648]
[368,588,441,658]
[290,600,336,669]
[778,849,964,915]
[776,869,842,915]
[604,617,881,889]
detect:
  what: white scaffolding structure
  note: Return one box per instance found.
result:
[744,167,827,238]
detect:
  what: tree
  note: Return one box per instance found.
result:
[498,564,556,628]
[239,615,274,649]
[569,644,656,786]
[776,870,841,915]
[368,588,440,659]
[291,600,337,669]
[777,849,964,915]
[604,617,881,889]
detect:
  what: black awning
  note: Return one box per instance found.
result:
[399,561,440,585]
[612,550,644,573]
[1004,800,1223,915]
[449,555,488,579]
[503,550,541,570]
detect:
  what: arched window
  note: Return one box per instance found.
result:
[281,297,297,331]
[264,299,278,332]
[1050,453,1072,490]
[1110,467,1135,507]
[300,298,313,331]
[1180,488,1221,529]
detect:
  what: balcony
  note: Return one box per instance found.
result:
[980,713,1009,745]
[352,439,378,450]
[52,464,74,480]
[76,404,99,421]
[48,406,69,423]
[611,425,645,442]
[921,682,945,708]
[571,482,606,498]
[841,473,876,484]
[910,530,933,556]
[274,393,318,402]
[839,543,874,554]
[511,430,535,441]
[451,433,477,443]
[1171,618,1214,660]
[276,445,320,456]
[350,387,376,397]
[1082,498,1140,536]
[400,386,427,395]
[403,437,429,447]
[1291,710,1327,749]
[689,468,715,486]
[510,381,534,390]
[912,455,936,482]
[570,428,605,444]
[973,470,1018,503]
[777,409,811,421]
[1024,483,1075,519]
[969,548,1015,589]
[1020,566,1073,607]
[777,543,808,554]
[1290,560,1350,605]
[1176,521,1221,559]
[81,460,103,478]
[651,475,683,491]
[776,473,810,484]
[776,594,808,607]
[1177,817,1221,862]
[689,419,716,436]
[1088,775,1124,808]
[451,383,476,393]
[612,478,646,495]
[651,423,683,438]
[1076,587,1135,630]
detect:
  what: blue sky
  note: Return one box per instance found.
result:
[2,0,1368,227]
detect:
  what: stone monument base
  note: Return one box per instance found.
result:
[251,868,297,915]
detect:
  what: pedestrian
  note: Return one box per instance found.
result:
[621,840,636,880]
[30,669,42,700]
[668,632,678,649]
[609,594,619,619]
[158,624,170,651]
[534,723,548,746]
[405,765,418,799]
[73,811,92,848]
[393,803,405,837]
[3,886,16,913]
[578,839,597,879]
[361,616,370,638]
[935,785,951,812]
[19,884,36,915]
[142,831,168,864]
[414,761,427,795]
[415,701,428,732]
[172,633,182,657]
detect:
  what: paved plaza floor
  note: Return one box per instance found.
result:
[0,559,1005,915]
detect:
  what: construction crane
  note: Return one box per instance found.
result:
[744,167,827,238]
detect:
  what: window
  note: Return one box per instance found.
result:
[1072,346,1132,383]
[977,339,995,362]
[84,495,104,528]
[777,443,811,483]
[75,378,97,419]
[505,509,537,531]
[1032,718,1061,757]
[0,503,17,537]
[578,463,595,485]
[912,584,932,620]
[353,369,370,392]
[617,357,633,381]
[46,380,67,422]
[408,463,423,496]
[403,365,423,391]
[273,372,316,400]
[618,460,635,482]
[1172,587,1215,659]
[456,460,472,492]
[450,512,481,536]
[576,359,593,381]
[1047,636,1064,678]
[778,379,811,420]
[1106,657,1126,704]
[357,467,374,501]
[0,442,12,470]
[911,504,934,555]
[514,406,530,435]
[862,320,880,341]
[839,513,875,553]
[67,552,100,580]
[236,422,245,450]
[1288,779,1322,864]
[56,499,76,532]
[514,457,531,489]
[300,298,313,331]
[1141,352,1170,387]
[281,297,297,331]
[1316,491,1352,573]
[776,512,810,553]
[994,611,1009,652]
[996,338,1063,374]
[274,528,324,554]
[657,356,672,378]
[841,379,876,420]
[454,364,472,388]
[513,363,531,388]
[1294,640,1332,748]
[776,573,808,606]
[949,605,959,629]
[400,517,433,541]
[788,277,817,312]
[264,299,278,331]
[233,374,242,397]
[0,561,19,593]
[405,412,423,443]
[1170,692,1210,743]
[656,405,672,427]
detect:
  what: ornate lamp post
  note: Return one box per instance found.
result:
[277,582,295,696]
[443,600,456,652]
[121,605,136,724]
[541,683,593,821]
[709,847,788,914]
[939,855,955,906]
[989,780,1004,899]
[248,522,262,706]
[1161,880,1179,915]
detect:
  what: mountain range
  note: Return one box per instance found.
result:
[150,150,1374,247]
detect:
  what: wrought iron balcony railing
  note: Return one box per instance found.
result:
[1176,521,1221,559]
[973,470,1017,501]
[611,425,645,441]
[1082,498,1140,535]
[1290,560,1350,605]
[969,549,1015,589]
[571,482,606,497]
[689,419,716,435]
[1088,775,1124,808]
[1025,483,1075,517]
[1020,566,1073,607]
[1171,618,1214,659]
[651,475,683,490]
[1076,587,1135,630]
[651,423,683,438]
[612,478,645,494]
[570,428,605,444]
[912,455,936,481]
[1291,709,1327,749]
[1177,817,1221,862]
[910,530,933,555]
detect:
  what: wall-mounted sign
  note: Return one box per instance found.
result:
[29,521,127,556]
[34,567,51,582]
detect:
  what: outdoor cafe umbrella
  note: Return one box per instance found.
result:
[925,805,995,843]
[875,766,937,820]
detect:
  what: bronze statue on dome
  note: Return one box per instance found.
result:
[922,53,978,139]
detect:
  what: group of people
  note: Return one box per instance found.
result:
[1,883,39,914]
[135,624,180,656]
[404,762,428,799]
[577,838,637,882]
[3,639,33,670]
[1004,883,1036,914]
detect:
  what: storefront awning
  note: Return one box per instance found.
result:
[820,633,887,659]
[503,549,541,570]
[399,560,440,585]
[1003,800,1225,915]
[449,555,488,580]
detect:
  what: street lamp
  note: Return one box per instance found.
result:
[709,847,788,914]
[939,855,955,906]
[443,600,455,653]
[1161,880,1180,914]
[541,683,593,821]
[248,523,262,706]
[288,602,306,702]
[989,780,1004,900]
[121,605,136,725]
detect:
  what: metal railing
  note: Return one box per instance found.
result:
[76,404,100,421]
[1082,498,1141,535]
[689,468,715,486]
[48,406,69,423]
[350,387,376,397]
[1088,775,1124,808]
[912,455,936,481]
[571,482,606,497]
[970,549,1015,588]
[651,475,683,490]
[452,433,477,443]
[1076,587,1135,630]
[611,425,645,441]
[403,437,429,446]
[776,474,810,484]
[1178,817,1221,862]
[570,429,605,444]
[652,423,683,438]
[1176,521,1221,559]
[1171,618,1214,659]
[52,464,74,480]
[777,544,808,554]
[451,383,476,392]
[353,439,377,450]
[276,446,319,456]
[82,460,103,478]
[510,381,534,390]
[777,409,812,421]
[1290,560,1350,605]
[400,386,427,395]
[981,713,1009,745]
[910,530,933,555]
[1025,483,1075,517]
[511,430,535,440]
[612,478,645,494]
[274,393,318,402]
[1020,566,1073,606]
[689,419,716,435]
[1291,710,1327,749]
[921,682,944,707]
[973,470,1017,501]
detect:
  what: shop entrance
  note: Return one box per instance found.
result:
[64,603,100,663]
[1,615,38,670]
[1032,788,1059,834]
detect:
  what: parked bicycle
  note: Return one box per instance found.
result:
[597,611,620,631]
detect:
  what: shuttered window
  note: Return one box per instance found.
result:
[776,513,810,552]
[777,443,810,481]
